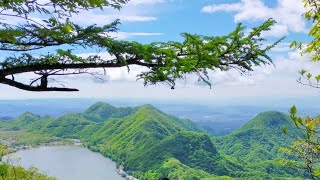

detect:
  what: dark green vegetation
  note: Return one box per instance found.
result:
[0,102,307,179]
[216,111,305,178]
[0,113,68,147]
[0,163,56,180]
[218,111,298,162]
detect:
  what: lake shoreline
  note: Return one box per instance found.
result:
[2,132,139,180]
[8,146,127,180]
[7,139,83,153]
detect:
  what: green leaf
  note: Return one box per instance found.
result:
[292,117,298,126]
[282,127,287,134]
[315,75,320,82]
[290,41,297,48]
[299,69,307,76]
[307,73,312,79]
[307,132,312,140]
[309,122,315,131]
[309,26,318,36]
[65,24,73,33]
[314,169,320,176]
[290,106,297,116]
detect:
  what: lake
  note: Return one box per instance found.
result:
[8,146,125,180]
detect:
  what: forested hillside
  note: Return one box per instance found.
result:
[216,111,305,178]
[0,102,307,179]
[217,111,298,162]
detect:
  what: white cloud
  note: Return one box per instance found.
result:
[76,52,149,82]
[0,0,164,26]
[107,32,163,39]
[70,13,157,25]
[261,24,289,37]
[176,47,320,93]
[269,43,292,52]
[118,15,157,22]
[201,3,242,13]
[201,0,308,37]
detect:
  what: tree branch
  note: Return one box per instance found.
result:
[0,59,157,76]
[0,77,79,91]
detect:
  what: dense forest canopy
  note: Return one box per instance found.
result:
[0,102,308,179]
[0,0,282,91]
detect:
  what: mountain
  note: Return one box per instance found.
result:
[217,111,298,162]
[79,105,227,174]
[82,102,206,132]
[0,103,306,179]
[215,111,307,178]
[132,131,242,176]
[82,102,138,122]
[0,112,46,131]
[43,113,92,138]
[39,103,205,137]
[85,104,186,157]
[1,103,240,178]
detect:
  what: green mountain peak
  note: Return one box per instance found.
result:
[84,102,116,114]
[137,104,157,110]
[19,111,39,118]
[217,111,297,163]
[238,111,291,132]
[83,102,137,122]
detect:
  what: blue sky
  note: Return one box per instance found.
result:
[115,0,309,43]
[0,0,320,104]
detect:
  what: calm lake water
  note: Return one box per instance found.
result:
[8,146,125,180]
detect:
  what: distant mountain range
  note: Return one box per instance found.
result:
[1,98,319,136]
[0,102,307,179]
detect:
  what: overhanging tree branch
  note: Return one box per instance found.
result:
[0,77,79,91]
[0,0,283,92]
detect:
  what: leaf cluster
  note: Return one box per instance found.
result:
[281,106,320,179]
[291,0,320,62]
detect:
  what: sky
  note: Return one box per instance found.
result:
[1,0,320,104]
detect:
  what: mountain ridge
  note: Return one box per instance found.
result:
[217,111,299,163]
[0,103,305,179]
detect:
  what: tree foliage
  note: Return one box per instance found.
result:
[297,69,320,88]
[293,0,320,88]
[281,106,320,180]
[0,0,282,91]
[282,1,320,178]
[292,0,320,62]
